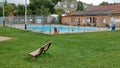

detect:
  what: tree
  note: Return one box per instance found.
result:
[0,0,16,16]
[55,9,64,15]
[99,1,109,6]
[28,0,67,15]
[4,0,7,6]
[54,9,64,24]
[44,0,55,14]
[16,4,25,15]
[35,6,50,15]
[77,1,84,11]
[5,3,16,16]
[27,6,33,15]
[52,0,62,4]
[0,6,2,16]
[58,14,62,24]
[29,0,55,15]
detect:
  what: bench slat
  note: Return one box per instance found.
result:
[29,47,44,57]
[43,42,52,53]
[29,48,40,57]
[29,41,52,59]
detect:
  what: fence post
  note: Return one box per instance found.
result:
[25,24,27,31]
[3,20,5,26]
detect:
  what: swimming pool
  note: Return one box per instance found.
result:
[19,25,105,34]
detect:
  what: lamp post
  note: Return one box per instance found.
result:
[2,0,5,26]
[25,0,27,30]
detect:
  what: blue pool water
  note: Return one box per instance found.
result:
[22,25,100,34]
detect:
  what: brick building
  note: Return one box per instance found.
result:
[62,3,120,28]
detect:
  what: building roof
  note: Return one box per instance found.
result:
[54,1,93,13]
[69,3,120,16]
[54,2,78,10]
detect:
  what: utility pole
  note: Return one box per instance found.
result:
[25,0,27,30]
[2,0,5,26]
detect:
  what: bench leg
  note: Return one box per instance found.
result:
[43,50,47,54]
[31,56,37,60]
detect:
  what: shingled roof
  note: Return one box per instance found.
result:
[69,3,120,16]
[54,2,78,10]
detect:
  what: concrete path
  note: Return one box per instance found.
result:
[0,36,11,41]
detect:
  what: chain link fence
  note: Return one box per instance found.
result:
[1,15,58,26]
[0,17,3,26]
[0,15,58,27]
[0,15,108,34]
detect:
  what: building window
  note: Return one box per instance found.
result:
[86,18,90,23]
[84,5,87,9]
[90,17,92,23]
[102,18,106,23]
[71,17,74,23]
[77,18,80,26]
[93,17,97,23]
[70,4,74,8]
[58,2,61,6]
[77,18,80,24]
[63,5,67,8]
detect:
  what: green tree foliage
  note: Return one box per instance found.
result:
[35,6,50,15]
[29,0,55,15]
[16,4,25,15]
[99,1,109,6]
[27,5,32,15]
[4,0,7,6]
[58,14,62,24]
[0,1,16,16]
[77,1,84,11]
[55,9,64,15]
[52,0,62,4]
[54,9,64,24]
[0,0,78,16]
[1,1,19,16]
[5,3,16,16]
[0,6,3,16]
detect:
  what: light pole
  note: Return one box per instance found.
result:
[2,0,5,26]
[25,0,27,30]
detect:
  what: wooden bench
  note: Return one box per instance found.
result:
[29,41,52,59]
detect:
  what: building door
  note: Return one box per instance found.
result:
[78,18,80,26]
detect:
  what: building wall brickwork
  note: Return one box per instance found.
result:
[62,14,120,28]
[62,4,120,28]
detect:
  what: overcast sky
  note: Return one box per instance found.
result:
[6,0,29,5]
[4,0,120,5]
[80,0,118,5]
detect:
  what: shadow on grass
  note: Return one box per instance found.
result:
[24,53,53,62]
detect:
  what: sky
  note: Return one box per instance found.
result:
[4,0,29,5]
[80,0,120,5]
[1,0,120,5]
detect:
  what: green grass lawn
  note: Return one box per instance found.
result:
[0,26,120,68]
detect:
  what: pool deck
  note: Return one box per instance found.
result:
[9,24,114,34]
